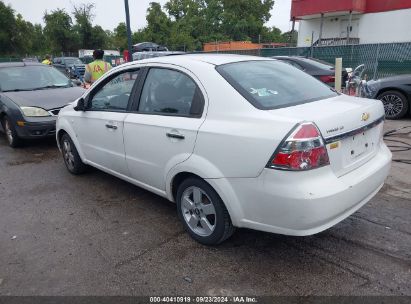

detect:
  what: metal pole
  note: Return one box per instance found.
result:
[319,13,324,46]
[124,0,133,62]
[290,18,295,45]
[347,10,352,44]
[310,31,314,57]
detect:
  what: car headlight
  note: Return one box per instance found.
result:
[20,106,50,117]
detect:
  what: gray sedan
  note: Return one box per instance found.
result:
[0,62,85,147]
[363,74,411,119]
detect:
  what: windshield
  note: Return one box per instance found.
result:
[65,58,83,65]
[0,66,71,92]
[216,60,338,110]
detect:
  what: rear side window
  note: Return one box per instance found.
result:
[216,60,338,110]
[138,68,204,117]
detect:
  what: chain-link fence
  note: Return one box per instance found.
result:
[2,42,411,80]
[0,57,23,62]
[215,42,411,80]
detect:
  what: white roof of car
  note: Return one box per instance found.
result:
[133,53,272,66]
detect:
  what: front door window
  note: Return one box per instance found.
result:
[90,70,139,111]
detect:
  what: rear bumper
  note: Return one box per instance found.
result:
[207,142,392,236]
[15,118,57,139]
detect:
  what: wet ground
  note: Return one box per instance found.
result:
[0,119,410,296]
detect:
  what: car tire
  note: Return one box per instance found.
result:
[2,116,23,148]
[176,177,235,245]
[378,90,409,119]
[60,133,87,175]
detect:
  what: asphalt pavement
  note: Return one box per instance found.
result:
[0,119,410,296]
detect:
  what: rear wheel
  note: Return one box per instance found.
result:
[176,177,235,245]
[2,116,22,148]
[60,133,87,174]
[378,90,409,119]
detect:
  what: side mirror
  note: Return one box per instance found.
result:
[74,98,86,111]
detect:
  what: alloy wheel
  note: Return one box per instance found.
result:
[62,139,75,171]
[381,94,404,118]
[4,119,14,145]
[181,186,217,237]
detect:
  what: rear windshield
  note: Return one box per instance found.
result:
[65,58,83,65]
[301,58,334,70]
[216,60,338,110]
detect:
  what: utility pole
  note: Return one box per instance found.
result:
[124,0,133,62]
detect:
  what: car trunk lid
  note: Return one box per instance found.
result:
[267,95,385,177]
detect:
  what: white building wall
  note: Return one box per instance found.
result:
[358,9,411,44]
[297,16,357,47]
[297,17,340,46]
[297,8,411,47]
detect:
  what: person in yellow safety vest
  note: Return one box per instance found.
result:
[42,55,52,65]
[84,49,112,84]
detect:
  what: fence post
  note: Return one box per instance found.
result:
[373,43,381,80]
[310,31,314,57]
[335,58,343,92]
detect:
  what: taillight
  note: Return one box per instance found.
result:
[267,122,330,171]
[319,75,335,83]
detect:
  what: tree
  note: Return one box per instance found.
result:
[28,24,47,54]
[261,26,284,43]
[144,0,276,50]
[113,22,128,51]
[91,25,108,49]
[165,0,202,21]
[14,14,35,55]
[72,3,94,49]
[0,0,283,55]
[43,9,75,53]
[144,2,171,46]
[220,0,275,42]
[0,1,16,54]
[282,30,298,45]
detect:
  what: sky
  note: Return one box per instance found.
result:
[6,0,295,33]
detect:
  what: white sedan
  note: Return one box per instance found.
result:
[56,54,391,245]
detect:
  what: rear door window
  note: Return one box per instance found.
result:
[216,60,338,110]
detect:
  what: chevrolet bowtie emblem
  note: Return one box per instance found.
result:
[361,112,370,121]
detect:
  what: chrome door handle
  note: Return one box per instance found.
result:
[166,132,185,140]
[105,124,118,130]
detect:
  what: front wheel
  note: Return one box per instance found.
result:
[60,133,87,174]
[2,116,22,147]
[378,90,409,119]
[176,177,235,245]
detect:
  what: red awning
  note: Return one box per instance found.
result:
[291,0,411,20]
[291,0,366,19]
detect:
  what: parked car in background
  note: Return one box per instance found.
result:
[272,56,348,87]
[56,54,391,245]
[53,57,86,80]
[0,62,85,147]
[363,74,411,119]
[133,42,168,52]
[132,51,185,61]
